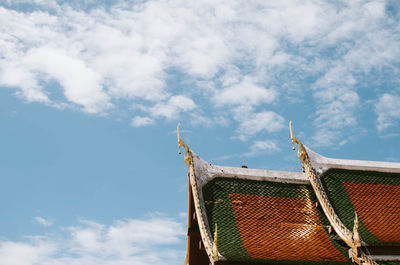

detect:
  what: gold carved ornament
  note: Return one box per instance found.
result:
[177,122,192,166]
[178,123,193,265]
[290,121,378,265]
[178,123,215,264]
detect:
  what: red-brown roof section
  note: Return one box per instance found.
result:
[230,193,347,262]
[343,182,400,243]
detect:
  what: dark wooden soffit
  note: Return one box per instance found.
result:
[186,184,209,265]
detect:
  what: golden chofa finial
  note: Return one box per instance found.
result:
[213,223,219,262]
[289,121,306,162]
[177,123,192,166]
[353,212,361,248]
[351,212,362,263]
[289,120,296,150]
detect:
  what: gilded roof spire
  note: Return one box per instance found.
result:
[289,121,306,162]
[177,123,192,166]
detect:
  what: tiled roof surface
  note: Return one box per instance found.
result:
[203,177,352,264]
[321,169,400,246]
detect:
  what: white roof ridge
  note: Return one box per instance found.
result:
[190,150,309,189]
[305,146,400,174]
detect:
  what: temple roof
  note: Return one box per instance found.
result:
[179,123,400,265]
[305,146,400,248]
[186,151,353,265]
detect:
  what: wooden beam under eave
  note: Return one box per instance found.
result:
[186,182,209,265]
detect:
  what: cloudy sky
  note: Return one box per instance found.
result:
[0,0,400,264]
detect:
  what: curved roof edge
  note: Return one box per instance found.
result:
[305,146,400,174]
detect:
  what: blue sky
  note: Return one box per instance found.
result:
[0,0,400,264]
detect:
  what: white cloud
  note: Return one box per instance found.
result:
[0,0,399,145]
[244,140,281,157]
[149,95,196,120]
[107,217,183,245]
[2,0,58,8]
[34,217,53,227]
[0,64,50,103]
[364,1,385,18]
[213,76,277,106]
[236,111,285,141]
[375,93,400,132]
[311,65,360,146]
[131,116,154,127]
[24,47,111,114]
[0,240,56,265]
[313,85,359,128]
[251,140,280,152]
[0,215,185,265]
